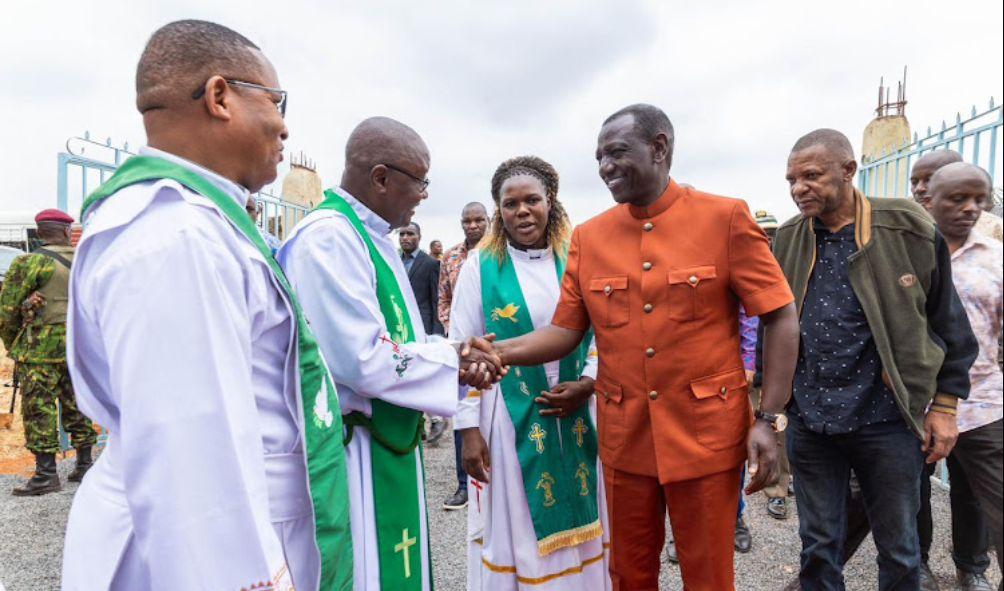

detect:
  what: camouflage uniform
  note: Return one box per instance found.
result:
[0,247,96,454]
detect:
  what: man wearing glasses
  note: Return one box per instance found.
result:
[279,116,503,590]
[62,20,353,590]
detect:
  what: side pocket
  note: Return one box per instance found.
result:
[588,276,630,328]
[689,368,750,450]
[595,378,626,451]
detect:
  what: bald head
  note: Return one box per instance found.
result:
[341,117,430,229]
[790,128,856,163]
[344,117,429,174]
[929,162,991,196]
[910,150,963,203]
[926,162,992,243]
[136,20,264,114]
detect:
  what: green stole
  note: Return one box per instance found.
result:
[81,156,353,591]
[314,188,428,590]
[479,248,602,555]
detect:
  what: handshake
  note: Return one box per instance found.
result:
[454,333,509,390]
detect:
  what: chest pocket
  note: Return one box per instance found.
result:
[587,276,629,328]
[667,265,717,322]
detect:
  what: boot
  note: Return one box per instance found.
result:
[12,452,62,496]
[67,446,93,483]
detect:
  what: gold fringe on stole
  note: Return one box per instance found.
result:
[480,544,610,585]
[536,519,603,556]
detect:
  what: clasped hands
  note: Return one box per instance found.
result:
[454,334,508,389]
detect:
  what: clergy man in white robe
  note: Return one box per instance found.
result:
[279,117,503,591]
[62,20,352,590]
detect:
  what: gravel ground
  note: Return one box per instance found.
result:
[0,428,999,590]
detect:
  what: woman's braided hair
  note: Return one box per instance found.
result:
[481,155,572,263]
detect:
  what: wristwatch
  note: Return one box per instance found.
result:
[754,409,788,433]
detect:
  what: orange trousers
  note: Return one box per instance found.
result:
[605,466,740,590]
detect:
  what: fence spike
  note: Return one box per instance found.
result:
[926,126,932,136]
[123,141,129,152]
[941,120,947,131]
[972,105,978,117]
[84,131,91,140]
[956,112,962,124]
[912,132,918,142]
[991,97,996,109]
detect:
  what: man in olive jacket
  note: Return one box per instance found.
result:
[774,129,978,590]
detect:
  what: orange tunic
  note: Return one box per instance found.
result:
[552,179,793,484]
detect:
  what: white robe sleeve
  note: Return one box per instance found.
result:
[90,230,286,588]
[281,216,459,417]
[448,250,486,430]
[581,336,598,380]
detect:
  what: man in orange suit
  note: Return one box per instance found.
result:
[496,104,800,590]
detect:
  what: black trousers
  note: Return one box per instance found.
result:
[842,419,1002,575]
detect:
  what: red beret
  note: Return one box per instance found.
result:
[35,209,75,225]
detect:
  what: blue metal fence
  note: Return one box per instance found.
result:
[56,132,308,238]
[859,99,1003,200]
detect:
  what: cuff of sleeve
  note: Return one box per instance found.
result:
[454,391,482,430]
[930,393,960,415]
[740,282,794,317]
[411,341,460,370]
[551,304,590,332]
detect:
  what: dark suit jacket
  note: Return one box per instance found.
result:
[405,249,444,335]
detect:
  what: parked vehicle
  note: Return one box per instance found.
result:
[0,244,26,289]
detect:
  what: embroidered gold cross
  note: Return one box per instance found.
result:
[394,528,417,579]
[575,462,591,496]
[572,418,588,447]
[528,423,547,453]
[536,472,557,507]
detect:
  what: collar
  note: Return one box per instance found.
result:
[507,243,553,262]
[402,249,420,260]
[952,227,993,260]
[139,146,250,209]
[329,186,393,236]
[807,189,872,250]
[627,178,684,220]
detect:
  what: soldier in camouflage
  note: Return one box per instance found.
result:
[0,209,96,496]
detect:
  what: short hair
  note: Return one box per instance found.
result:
[136,20,261,113]
[929,162,993,194]
[35,221,68,240]
[914,150,963,169]
[603,104,675,146]
[401,222,421,235]
[790,128,856,161]
[462,201,487,215]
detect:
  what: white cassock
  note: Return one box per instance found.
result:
[278,190,458,591]
[63,147,316,590]
[450,245,612,591]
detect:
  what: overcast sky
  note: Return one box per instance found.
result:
[1,0,1001,247]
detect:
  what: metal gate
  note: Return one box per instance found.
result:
[859,99,1002,205]
[56,132,308,238]
[54,133,310,453]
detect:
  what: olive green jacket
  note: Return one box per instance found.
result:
[772,191,978,438]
